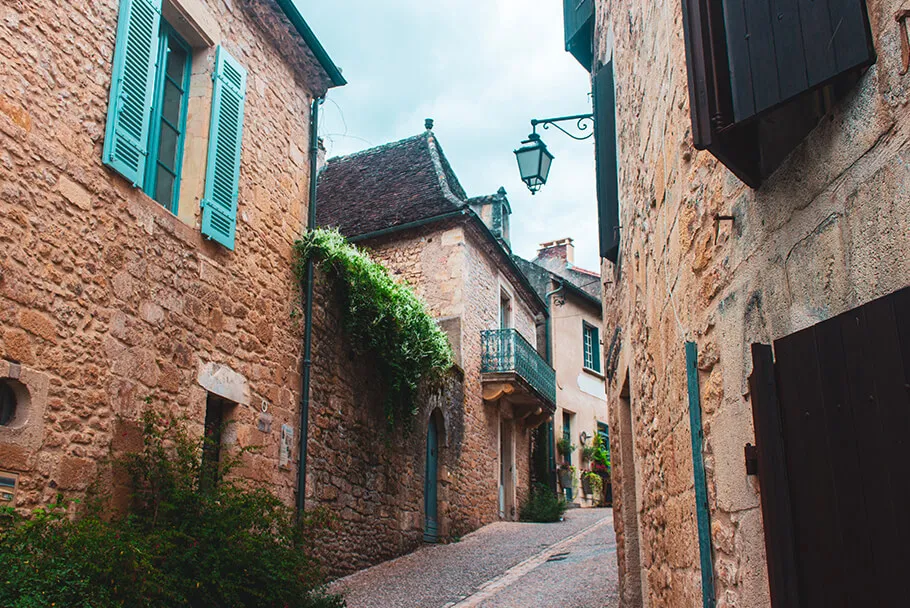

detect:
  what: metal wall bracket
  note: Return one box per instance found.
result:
[745,443,759,476]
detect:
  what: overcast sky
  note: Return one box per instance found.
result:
[299,0,600,271]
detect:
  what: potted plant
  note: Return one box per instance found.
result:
[581,470,594,495]
[556,437,575,460]
[557,463,576,489]
[581,444,598,463]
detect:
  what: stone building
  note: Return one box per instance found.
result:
[0,0,348,507]
[316,125,557,534]
[0,0,503,580]
[560,0,910,606]
[514,238,609,507]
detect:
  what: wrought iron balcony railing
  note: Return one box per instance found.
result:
[481,329,557,407]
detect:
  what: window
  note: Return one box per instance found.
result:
[680,0,875,187]
[103,0,247,250]
[0,380,16,426]
[583,322,601,373]
[145,23,192,213]
[201,393,234,489]
[562,411,572,465]
[597,421,609,451]
[593,60,619,263]
[500,290,512,329]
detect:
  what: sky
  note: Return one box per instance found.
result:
[299,0,600,270]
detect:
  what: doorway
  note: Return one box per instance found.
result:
[499,418,515,520]
[750,286,910,607]
[424,413,440,543]
[618,373,644,608]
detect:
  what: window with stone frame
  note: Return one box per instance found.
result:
[103,0,247,250]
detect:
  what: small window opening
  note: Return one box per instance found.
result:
[0,380,17,426]
[500,291,513,329]
[201,393,234,489]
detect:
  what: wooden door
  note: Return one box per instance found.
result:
[424,416,439,543]
[750,287,910,607]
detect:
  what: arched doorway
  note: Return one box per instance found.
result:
[423,413,440,543]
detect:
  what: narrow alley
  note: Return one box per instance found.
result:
[332,509,618,608]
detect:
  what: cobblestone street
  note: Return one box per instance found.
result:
[331,509,618,608]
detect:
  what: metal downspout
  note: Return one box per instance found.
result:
[686,341,716,608]
[297,97,323,515]
[544,280,564,493]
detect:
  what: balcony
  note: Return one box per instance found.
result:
[481,329,556,424]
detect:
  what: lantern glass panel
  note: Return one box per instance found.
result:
[515,145,543,181]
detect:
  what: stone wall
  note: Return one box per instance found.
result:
[366,220,542,527]
[0,0,324,508]
[306,270,466,577]
[596,1,910,607]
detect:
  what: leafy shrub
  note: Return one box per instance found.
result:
[556,437,575,458]
[519,483,568,523]
[294,229,453,429]
[591,433,611,472]
[581,444,598,462]
[0,411,344,608]
[582,471,604,498]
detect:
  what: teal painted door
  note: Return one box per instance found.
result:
[424,416,439,542]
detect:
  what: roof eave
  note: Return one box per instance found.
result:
[274,0,347,88]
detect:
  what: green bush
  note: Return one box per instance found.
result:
[294,229,453,429]
[519,483,568,523]
[556,437,575,458]
[0,411,344,608]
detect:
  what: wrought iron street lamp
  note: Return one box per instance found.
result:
[514,133,553,194]
[513,114,594,195]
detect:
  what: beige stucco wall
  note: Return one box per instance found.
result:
[367,220,543,523]
[597,0,910,607]
[551,288,608,505]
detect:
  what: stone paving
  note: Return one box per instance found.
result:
[331,508,619,608]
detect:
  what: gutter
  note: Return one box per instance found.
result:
[275,0,347,88]
[348,210,466,243]
[297,97,323,515]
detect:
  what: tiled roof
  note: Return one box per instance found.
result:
[515,254,602,308]
[316,131,468,237]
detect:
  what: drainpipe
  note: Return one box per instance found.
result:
[297,96,323,515]
[544,280,564,493]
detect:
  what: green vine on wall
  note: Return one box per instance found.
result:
[293,229,454,429]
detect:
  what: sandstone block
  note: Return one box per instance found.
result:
[55,455,96,491]
[55,175,91,210]
[19,309,57,343]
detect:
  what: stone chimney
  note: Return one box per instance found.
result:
[537,238,575,264]
[316,137,327,174]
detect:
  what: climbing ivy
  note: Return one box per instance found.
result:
[294,229,454,428]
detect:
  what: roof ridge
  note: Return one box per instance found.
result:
[325,132,428,164]
[425,133,467,208]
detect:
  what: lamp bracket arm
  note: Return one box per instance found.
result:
[530,114,595,141]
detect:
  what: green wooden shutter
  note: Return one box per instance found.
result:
[201,47,247,251]
[102,0,162,188]
[592,326,601,372]
[593,61,620,262]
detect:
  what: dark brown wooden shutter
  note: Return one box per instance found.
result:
[593,62,619,263]
[682,0,876,187]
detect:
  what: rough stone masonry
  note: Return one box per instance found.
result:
[0,0,486,579]
[595,0,910,606]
